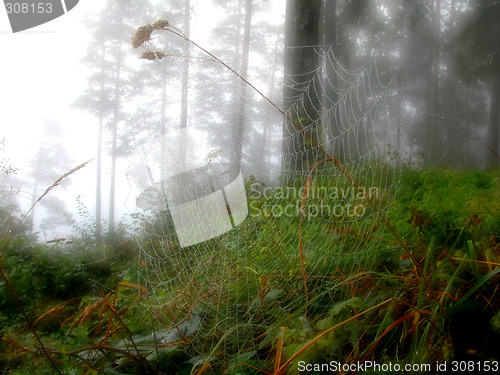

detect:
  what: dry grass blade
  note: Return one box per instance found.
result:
[450,257,500,267]
[273,327,286,374]
[20,159,94,225]
[275,298,393,375]
[70,299,106,329]
[33,303,67,326]
[359,311,419,365]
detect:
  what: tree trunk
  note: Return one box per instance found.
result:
[487,75,500,167]
[395,4,410,155]
[282,0,322,174]
[180,0,190,130]
[96,42,105,239]
[258,34,279,180]
[322,0,341,156]
[425,0,441,162]
[232,0,253,169]
[444,0,456,164]
[30,153,40,230]
[109,45,122,235]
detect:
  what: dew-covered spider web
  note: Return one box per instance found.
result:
[125,31,403,371]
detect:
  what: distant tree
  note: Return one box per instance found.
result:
[0,138,17,181]
[182,0,277,175]
[77,11,110,239]
[180,0,191,131]
[77,0,154,236]
[457,0,500,167]
[424,0,442,161]
[232,0,253,169]
[26,121,72,236]
[322,0,340,155]
[0,138,29,237]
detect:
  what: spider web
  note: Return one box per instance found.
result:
[125,39,403,370]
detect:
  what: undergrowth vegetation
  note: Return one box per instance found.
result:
[0,167,499,374]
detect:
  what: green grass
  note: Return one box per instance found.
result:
[0,167,499,374]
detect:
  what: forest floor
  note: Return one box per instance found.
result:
[1,167,499,374]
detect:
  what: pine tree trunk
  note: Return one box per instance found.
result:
[282,0,322,174]
[109,45,122,236]
[445,0,456,164]
[322,0,341,157]
[232,0,253,169]
[96,42,105,239]
[259,35,279,180]
[180,0,190,130]
[425,0,441,162]
[487,75,500,167]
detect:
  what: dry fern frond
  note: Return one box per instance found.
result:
[152,19,170,30]
[20,159,93,226]
[132,24,154,48]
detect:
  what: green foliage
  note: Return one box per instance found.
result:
[390,167,500,247]
[0,168,499,373]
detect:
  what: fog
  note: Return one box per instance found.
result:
[1,1,499,372]
[1,0,498,240]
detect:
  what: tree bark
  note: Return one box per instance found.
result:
[258,34,280,180]
[322,0,341,156]
[232,0,253,169]
[282,0,322,174]
[444,0,457,164]
[425,0,441,162]
[109,44,122,235]
[180,0,190,130]
[487,75,500,167]
[96,42,105,239]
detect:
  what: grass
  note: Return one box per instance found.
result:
[0,166,499,374]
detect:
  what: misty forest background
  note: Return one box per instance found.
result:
[1,0,500,374]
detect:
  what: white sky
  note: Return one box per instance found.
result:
[0,0,285,240]
[0,1,102,239]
